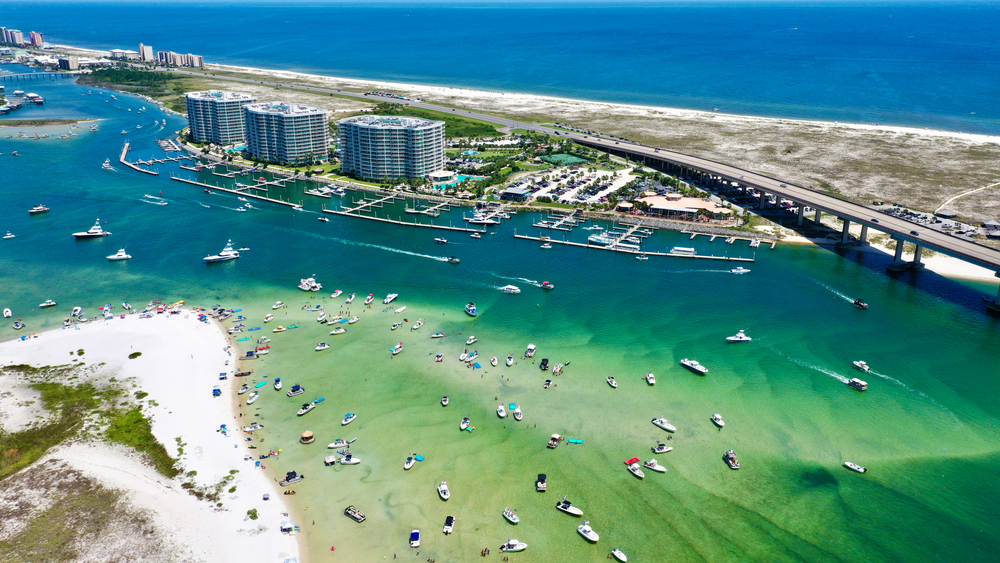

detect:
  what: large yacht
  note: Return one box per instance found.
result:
[726,330,752,342]
[73,218,112,238]
[29,204,50,215]
[465,211,499,225]
[298,277,322,291]
[204,240,240,262]
[681,358,709,375]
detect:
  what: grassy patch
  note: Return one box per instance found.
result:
[104,408,179,478]
[369,102,500,137]
[0,119,86,127]
[128,351,142,359]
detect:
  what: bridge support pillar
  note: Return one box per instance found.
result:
[888,238,909,272]
[911,245,925,270]
[859,225,869,244]
[797,205,804,226]
[990,273,1000,313]
[814,209,822,224]
[840,219,852,244]
[758,191,766,209]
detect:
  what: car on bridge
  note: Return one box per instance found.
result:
[910,230,920,236]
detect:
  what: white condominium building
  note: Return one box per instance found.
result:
[243,102,329,164]
[338,115,445,179]
[185,90,257,145]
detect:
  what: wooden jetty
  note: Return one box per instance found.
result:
[684,230,774,249]
[170,177,299,207]
[514,232,753,262]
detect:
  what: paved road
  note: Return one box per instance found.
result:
[165,68,1000,273]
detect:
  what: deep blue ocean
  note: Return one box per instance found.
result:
[4,1,999,134]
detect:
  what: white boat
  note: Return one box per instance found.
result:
[500,285,521,294]
[298,277,322,291]
[525,344,536,358]
[121,302,130,310]
[327,439,349,448]
[317,311,327,322]
[246,392,259,404]
[465,350,478,363]
[491,356,498,366]
[636,254,648,261]
[460,416,471,430]
[295,401,315,416]
[243,422,264,432]
[438,481,450,500]
[273,326,286,332]
[384,293,398,304]
[466,335,477,345]
[2,308,10,318]
[500,539,528,552]
[506,355,514,366]
[434,238,448,244]
[394,306,407,314]
[627,462,645,479]
[392,322,402,330]
[391,342,403,355]
[330,289,343,299]
[274,378,282,390]
[653,442,675,454]
[844,461,867,473]
[512,406,523,421]
[556,500,583,516]
[644,372,656,385]
[853,360,871,372]
[315,342,330,351]
[39,300,57,308]
[459,348,469,361]
[3,231,15,239]
[611,549,628,562]
[503,508,519,524]
[73,218,112,238]
[404,456,416,470]
[711,414,726,428]
[497,403,507,418]
[731,266,751,274]
[465,302,478,317]
[577,521,599,542]
[412,320,424,330]
[726,330,752,342]
[342,413,357,425]
[652,417,677,432]
[848,378,869,391]
[348,316,359,324]
[29,204,50,214]
[204,240,240,262]
[272,301,284,309]
[71,306,83,316]
[681,358,709,375]
[540,242,552,249]
[443,515,455,534]
[724,449,741,470]
[441,395,449,406]
[346,292,356,304]
[643,459,667,472]
[410,530,421,548]
[340,454,360,465]
[364,294,375,305]
[264,314,274,323]
[607,377,618,388]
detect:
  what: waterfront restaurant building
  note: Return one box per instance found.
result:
[185,90,256,145]
[243,101,329,164]
[338,115,445,179]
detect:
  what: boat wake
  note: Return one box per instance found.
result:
[278,227,448,262]
[776,351,850,384]
[815,280,855,304]
[490,274,539,286]
[197,202,211,209]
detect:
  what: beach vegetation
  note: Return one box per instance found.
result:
[104,407,180,478]
[128,351,142,359]
[229,486,237,493]
[369,102,500,137]
[247,508,259,520]
[76,349,85,356]
[134,391,149,400]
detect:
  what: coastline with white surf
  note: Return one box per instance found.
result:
[0,312,302,563]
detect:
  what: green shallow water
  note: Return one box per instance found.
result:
[2,70,1000,562]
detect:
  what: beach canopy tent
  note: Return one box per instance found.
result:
[280,521,296,533]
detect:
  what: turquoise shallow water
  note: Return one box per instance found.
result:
[2,72,1000,562]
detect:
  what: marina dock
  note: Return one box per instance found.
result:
[514,232,753,261]
[170,176,300,207]
[119,142,159,176]
[406,198,456,216]
[683,230,776,249]
[341,193,401,214]
[322,208,486,233]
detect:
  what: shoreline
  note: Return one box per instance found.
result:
[45,42,1000,144]
[0,311,303,563]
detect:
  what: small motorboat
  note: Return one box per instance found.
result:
[435,353,444,362]
[470,232,482,239]
[556,499,583,516]
[466,335,477,345]
[848,378,869,391]
[506,354,514,366]
[441,396,449,406]
[724,449,741,470]
[447,256,460,264]
[577,521,599,542]
[512,405,523,421]
[348,316,359,324]
[327,439,350,448]
[340,454,360,465]
[644,372,655,385]
[384,293,399,304]
[409,530,420,548]
[318,217,329,222]
[264,314,274,323]
[652,442,673,454]
[272,326,287,333]
[626,459,646,479]
[500,539,527,552]
[392,322,402,330]
[237,384,250,395]
[491,356,498,366]
[2,231,15,240]
[317,311,327,322]
[731,266,751,274]
[107,249,131,261]
[346,292,356,304]
[541,281,555,290]
[39,300,57,308]
[71,306,83,316]
[465,302,477,317]
[644,459,667,472]
[854,298,869,309]
[330,289,343,299]
[853,360,871,372]
[391,342,403,355]
[844,461,867,473]
[540,358,549,371]
[404,456,416,470]
[711,414,725,427]
[274,378,282,391]
[652,417,677,432]
[465,350,478,363]
[460,416,471,430]
[438,481,450,500]
[611,548,628,562]
[540,243,552,249]
[243,422,264,432]
[2,308,10,318]
[315,342,330,351]
[525,343,536,357]
[497,403,507,418]
[536,474,547,491]
[330,327,347,335]
[342,413,357,425]
[434,238,448,244]
[12,321,25,330]
[681,358,708,375]
[297,402,317,416]
[443,515,455,534]
[503,508,519,524]
[726,330,752,342]
[500,285,521,294]
[364,293,375,305]
[286,384,305,397]
[246,392,259,404]
[279,470,303,486]
[607,377,618,388]
[460,348,469,361]
[272,301,284,309]
[636,254,648,261]
[412,320,424,330]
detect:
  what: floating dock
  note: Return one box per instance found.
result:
[514,232,753,261]
[170,176,300,207]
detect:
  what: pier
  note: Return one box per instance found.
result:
[684,230,772,249]
[322,208,486,233]
[533,212,578,232]
[341,193,401,214]
[170,177,300,207]
[514,233,753,261]
[119,142,159,176]
[405,198,456,216]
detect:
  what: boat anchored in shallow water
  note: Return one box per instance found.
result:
[503,508,519,524]
[556,499,583,516]
[652,417,677,432]
[726,330,751,342]
[107,248,132,261]
[465,302,478,316]
[625,458,645,479]
[437,481,450,500]
[844,461,867,473]
[724,449,741,469]
[607,376,618,388]
[681,358,708,375]
[204,240,239,262]
[577,521,600,542]
[711,414,725,428]
[500,539,527,552]
[73,218,112,238]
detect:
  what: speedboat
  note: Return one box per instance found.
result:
[460,416,471,430]
[346,293,355,304]
[556,500,583,516]
[607,377,618,388]
[404,456,416,470]
[327,438,350,448]
[848,378,868,391]
[525,344,536,358]
[412,320,424,330]
[242,422,264,432]
[540,358,549,370]
[465,302,478,317]
[264,314,274,323]
[503,508,519,524]
[536,474,547,491]
[298,277,322,291]
[392,322,402,330]
[394,306,406,314]
[447,256,460,264]
[273,326,286,333]
[437,481,450,500]
[681,358,708,375]
[342,413,357,425]
[577,521,599,542]
[652,442,673,454]
[644,459,667,472]
[636,254,648,261]
[317,311,327,322]
[73,218,112,238]
[491,356,498,366]
[726,330,752,342]
[500,285,521,294]
[611,549,628,562]
[2,308,10,318]
[391,342,403,355]
[384,293,398,304]
[854,298,869,309]
[644,372,655,385]
[441,396,449,406]
[460,348,469,361]
[72,306,83,316]
[626,459,645,479]
[246,392,259,404]
[711,414,725,428]
[315,342,330,351]
[435,353,444,362]
[272,301,284,309]
[541,281,555,290]
[500,539,527,552]
[431,332,445,338]
[340,454,360,465]
[29,204,50,215]
[466,350,478,362]
[540,243,552,249]
[12,321,25,330]
[298,403,317,416]
[364,293,375,305]
[409,530,421,548]
[274,378,282,390]
[330,289,343,299]
[506,354,513,366]
[204,240,240,262]
[39,300,57,308]
[853,360,871,372]
[497,403,507,418]
[652,417,677,432]
[724,449,741,469]
[121,302,130,310]
[348,316,359,324]
[731,266,751,274]
[512,405,523,421]
[330,327,347,335]
[434,238,448,244]
[466,335,477,345]
[442,515,455,534]
[279,470,303,487]
[844,461,867,473]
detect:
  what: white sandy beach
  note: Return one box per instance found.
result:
[0,312,301,563]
